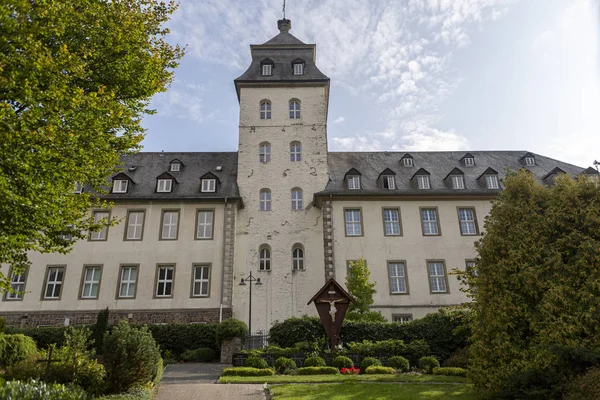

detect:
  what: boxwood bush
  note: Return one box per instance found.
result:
[332,355,353,369]
[216,318,248,345]
[387,356,410,372]
[221,367,274,377]
[418,356,440,374]
[0,333,38,367]
[243,355,268,369]
[0,380,89,400]
[304,355,326,367]
[360,357,382,371]
[433,367,468,377]
[365,366,396,375]
[297,366,339,375]
[274,357,297,374]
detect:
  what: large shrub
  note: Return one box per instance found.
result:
[269,316,325,348]
[274,357,297,375]
[181,347,216,362]
[103,320,161,394]
[387,356,410,372]
[243,355,268,369]
[404,339,430,365]
[221,367,274,377]
[347,339,406,357]
[332,355,353,369]
[0,380,89,400]
[304,355,326,367]
[6,326,68,349]
[0,316,6,333]
[418,356,440,374]
[297,366,339,375]
[0,333,38,367]
[92,308,110,354]
[216,318,248,345]
[563,367,600,400]
[146,323,218,357]
[443,347,470,369]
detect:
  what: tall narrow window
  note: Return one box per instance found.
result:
[417,175,430,189]
[161,210,179,240]
[262,64,272,76]
[125,211,144,240]
[112,179,128,193]
[44,266,65,299]
[259,189,271,211]
[347,176,361,190]
[428,261,448,293]
[486,175,499,189]
[260,100,272,119]
[291,188,303,210]
[383,208,401,236]
[290,142,301,161]
[259,246,271,271]
[118,266,137,298]
[156,265,174,297]
[192,265,210,297]
[451,175,465,189]
[421,208,439,236]
[259,142,271,163]
[292,245,304,270]
[196,210,214,239]
[89,211,109,241]
[6,268,27,300]
[345,209,362,236]
[388,262,408,294]
[293,63,304,75]
[289,100,301,119]
[81,266,101,299]
[458,208,478,235]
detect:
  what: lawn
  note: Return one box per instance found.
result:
[269,382,476,400]
[219,374,467,384]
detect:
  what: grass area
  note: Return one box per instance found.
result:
[96,388,154,400]
[219,374,467,384]
[269,382,476,400]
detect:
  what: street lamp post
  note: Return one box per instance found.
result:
[239,272,262,336]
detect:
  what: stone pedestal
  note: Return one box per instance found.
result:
[220,337,242,364]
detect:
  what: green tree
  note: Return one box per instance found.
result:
[0,0,184,291]
[464,170,600,397]
[345,258,385,322]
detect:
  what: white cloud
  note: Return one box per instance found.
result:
[332,116,345,124]
[151,79,215,123]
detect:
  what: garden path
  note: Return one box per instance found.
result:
[157,363,266,400]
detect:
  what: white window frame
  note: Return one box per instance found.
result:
[290,142,301,161]
[458,208,477,235]
[392,314,413,324]
[485,175,499,189]
[451,175,465,189]
[345,209,362,236]
[44,266,64,300]
[402,158,413,167]
[90,211,109,241]
[259,189,271,211]
[291,189,303,210]
[112,179,128,193]
[156,265,174,298]
[421,208,439,236]
[464,157,475,166]
[383,208,401,236]
[428,261,448,293]
[525,157,535,166]
[6,269,26,300]
[119,266,137,298]
[417,175,430,189]
[259,246,271,271]
[262,64,272,76]
[289,101,301,119]
[192,265,210,297]
[170,163,181,172]
[293,63,304,75]
[73,181,83,194]
[259,143,271,163]
[161,211,179,240]
[157,179,172,193]
[260,100,271,120]
[347,175,361,190]
[125,211,144,240]
[81,266,101,299]
[388,262,408,294]
[201,179,216,193]
[196,210,214,239]
[384,175,396,190]
[292,246,304,270]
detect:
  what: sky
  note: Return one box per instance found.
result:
[142,0,600,169]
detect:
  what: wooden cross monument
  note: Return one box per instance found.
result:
[308,278,355,347]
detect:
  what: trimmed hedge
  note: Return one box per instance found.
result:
[6,326,69,349]
[332,355,353,369]
[418,356,440,374]
[365,366,396,375]
[146,323,218,357]
[433,367,468,377]
[181,347,216,362]
[0,380,89,400]
[269,317,325,347]
[387,356,410,372]
[297,366,339,375]
[304,355,326,367]
[360,357,382,371]
[221,367,274,377]
[0,333,38,367]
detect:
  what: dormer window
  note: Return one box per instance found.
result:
[348,176,361,190]
[157,179,172,193]
[170,163,180,172]
[461,153,475,167]
[261,59,274,76]
[417,175,430,189]
[452,175,465,189]
[486,175,499,189]
[292,59,305,75]
[383,176,395,189]
[401,154,414,167]
[113,180,128,193]
[201,179,216,193]
[525,157,535,166]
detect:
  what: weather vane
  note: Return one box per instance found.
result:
[283,0,286,19]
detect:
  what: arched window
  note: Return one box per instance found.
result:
[259,142,270,163]
[290,141,301,162]
[259,189,271,211]
[289,100,301,119]
[259,245,271,271]
[292,244,304,270]
[291,188,303,210]
[260,100,271,120]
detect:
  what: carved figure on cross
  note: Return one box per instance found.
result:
[317,298,344,322]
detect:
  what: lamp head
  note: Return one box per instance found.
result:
[239,278,246,286]
[255,278,262,285]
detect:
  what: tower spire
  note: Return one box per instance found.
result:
[282,0,286,19]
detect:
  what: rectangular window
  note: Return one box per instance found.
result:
[260,190,271,211]
[348,176,361,190]
[293,63,304,75]
[112,180,128,193]
[383,176,396,189]
[383,208,401,236]
[421,208,440,236]
[192,265,210,297]
[125,211,145,240]
[486,175,499,189]
[118,265,137,298]
[5,268,27,300]
[262,64,272,76]
[291,190,303,210]
[345,209,362,236]
[170,163,181,172]
[451,175,465,189]
[464,158,475,166]
[201,179,216,192]
[157,179,172,193]
[161,210,179,240]
[44,266,65,300]
[89,211,109,241]
[417,175,430,189]
[403,158,413,167]
[196,210,214,239]
[428,261,448,293]
[156,265,174,298]
[525,157,535,166]
[466,259,478,277]
[388,262,408,294]
[458,208,478,235]
[392,314,413,324]
[81,266,101,299]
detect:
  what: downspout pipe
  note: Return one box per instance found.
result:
[220,197,228,322]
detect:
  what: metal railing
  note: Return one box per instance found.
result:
[242,334,269,350]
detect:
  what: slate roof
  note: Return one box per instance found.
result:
[318,151,586,197]
[101,152,239,201]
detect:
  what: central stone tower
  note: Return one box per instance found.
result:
[232,19,331,333]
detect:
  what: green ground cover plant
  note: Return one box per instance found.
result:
[433,367,468,377]
[221,367,274,377]
[218,373,467,384]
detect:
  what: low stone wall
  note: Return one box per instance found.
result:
[2,307,232,327]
